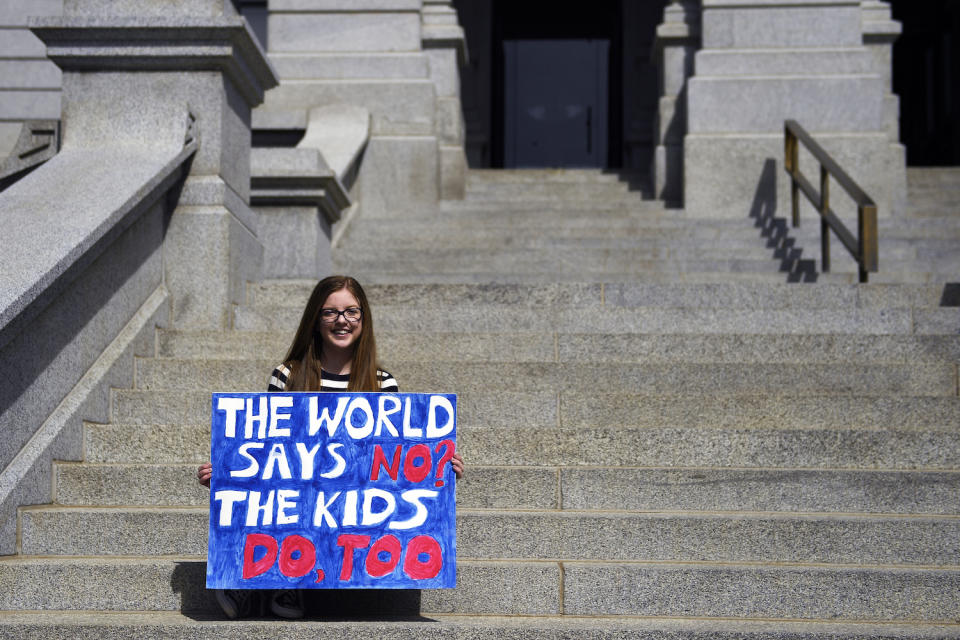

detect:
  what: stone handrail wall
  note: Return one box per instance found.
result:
[0,0,278,554]
[0,113,197,555]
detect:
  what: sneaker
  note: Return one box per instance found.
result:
[270,589,304,619]
[215,589,256,619]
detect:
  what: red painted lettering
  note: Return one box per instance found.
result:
[403,444,432,483]
[403,534,443,580]
[370,444,401,481]
[434,439,456,487]
[242,533,278,579]
[278,534,316,578]
[336,533,371,581]
[366,534,402,578]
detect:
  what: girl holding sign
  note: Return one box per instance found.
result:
[198,275,464,619]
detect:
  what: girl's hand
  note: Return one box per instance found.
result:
[197,462,212,488]
[451,452,465,479]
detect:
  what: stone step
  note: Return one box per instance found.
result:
[245,281,952,309]
[380,204,683,220]
[134,358,956,395]
[333,229,868,251]
[466,169,629,184]
[336,248,784,268]
[111,389,558,428]
[560,563,960,620]
[333,254,959,281]
[20,507,960,565]
[328,257,803,276]
[247,281,606,307]
[234,304,956,335]
[905,192,960,209]
[340,234,924,261]
[556,392,960,432]
[336,241,948,278]
[157,330,960,364]
[342,232,782,253]
[56,462,960,511]
[0,557,956,621]
[906,167,960,188]
[781,238,959,267]
[904,209,960,223]
[57,436,960,504]
[0,557,559,616]
[462,182,634,199]
[856,271,954,285]
[53,463,562,511]
[330,268,946,286]
[429,201,669,216]
[879,220,960,236]
[259,270,867,285]
[3,612,959,640]
[85,417,960,470]
[110,387,960,430]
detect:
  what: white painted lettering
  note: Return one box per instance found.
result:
[295,442,320,480]
[343,490,359,526]
[375,395,401,437]
[389,489,438,530]
[245,490,275,526]
[262,442,292,480]
[245,396,268,439]
[231,442,264,478]
[361,488,396,526]
[309,396,349,437]
[276,489,299,525]
[345,397,374,439]
[319,443,346,479]
[313,491,342,528]
[216,397,244,438]
[402,396,421,437]
[268,395,293,437]
[426,395,455,438]
[213,489,246,526]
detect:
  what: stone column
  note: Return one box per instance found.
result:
[261,0,441,217]
[684,0,905,219]
[422,0,468,200]
[861,1,902,142]
[651,1,699,205]
[33,0,278,329]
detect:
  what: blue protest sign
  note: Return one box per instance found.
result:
[206,392,457,590]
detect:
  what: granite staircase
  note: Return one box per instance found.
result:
[1,169,959,638]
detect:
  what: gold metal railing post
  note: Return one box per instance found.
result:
[820,165,830,272]
[782,120,878,283]
[859,203,878,283]
[786,126,800,227]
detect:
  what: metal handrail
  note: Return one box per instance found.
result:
[784,120,877,283]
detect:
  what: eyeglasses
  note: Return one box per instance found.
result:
[319,307,362,323]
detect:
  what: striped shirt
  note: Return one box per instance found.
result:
[268,363,399,393]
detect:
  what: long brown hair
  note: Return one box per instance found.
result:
[282,275,381,392]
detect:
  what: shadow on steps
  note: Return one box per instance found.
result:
[750,158,820,283]
[172,561,427,621]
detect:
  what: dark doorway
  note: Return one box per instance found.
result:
[503,39,609,167]
[890,0,960,165]
[492,0,623,168]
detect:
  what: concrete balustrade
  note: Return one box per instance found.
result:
[0,0,277,554]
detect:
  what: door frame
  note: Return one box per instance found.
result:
[491,0,623,168]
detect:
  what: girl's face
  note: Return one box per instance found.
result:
[317,288,363,355]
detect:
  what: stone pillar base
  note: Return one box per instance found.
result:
[684,133,905,220]
[357,136,439,217]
